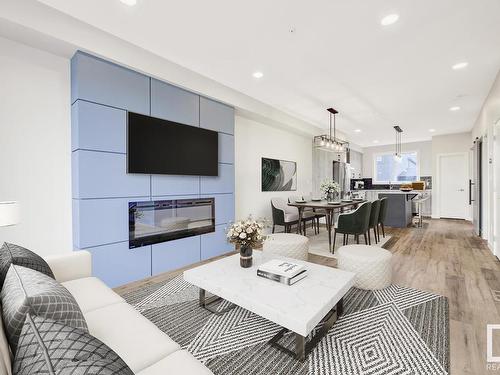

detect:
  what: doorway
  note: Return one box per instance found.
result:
[472,138,483,236]
[438,153,469,219]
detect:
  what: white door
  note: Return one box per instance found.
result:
[494,120,500,257]
[439,153,468,219]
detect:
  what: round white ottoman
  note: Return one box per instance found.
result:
[263,233,309,261]
[337,245,392,290]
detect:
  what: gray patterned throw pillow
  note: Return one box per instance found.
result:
[1,265,88,354]
[0,242,55,289]
[14,314,133,375]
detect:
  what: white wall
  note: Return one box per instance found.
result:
[431,132,472,219]
[235,116,313,222]
[471,70,500,249]
[0,36,72,255]
[361,141,433,179]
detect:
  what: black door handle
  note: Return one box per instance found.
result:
[469,179,474,205]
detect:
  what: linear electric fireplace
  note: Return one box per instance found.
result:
[129,198,215,248]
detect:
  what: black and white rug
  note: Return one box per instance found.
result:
[121,277,449,375]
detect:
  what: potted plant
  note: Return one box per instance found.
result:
[226,217,266,268]
[320,179,341,201]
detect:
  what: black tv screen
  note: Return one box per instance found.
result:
[127,112,218,176]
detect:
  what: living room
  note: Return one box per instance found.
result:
[0,1,500,374]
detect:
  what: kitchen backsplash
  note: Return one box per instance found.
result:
[351,176,432,190]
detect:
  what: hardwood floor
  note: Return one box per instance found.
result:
[115,219,498,374]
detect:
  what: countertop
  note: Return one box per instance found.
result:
[354,189,431,194]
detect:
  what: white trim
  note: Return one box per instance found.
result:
[372,150,420,184]
[435,152,470,220]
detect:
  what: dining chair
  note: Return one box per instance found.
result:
[271,198,299,233]
[287,197,317,235]
[333,201,372,253]
[377,197,388,238]
[368,199,381,244]
[303,194,326,234]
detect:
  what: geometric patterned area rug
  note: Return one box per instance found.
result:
[121,276,449,375]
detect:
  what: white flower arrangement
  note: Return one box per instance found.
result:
[320,179,341,199]
[226,216,267,248]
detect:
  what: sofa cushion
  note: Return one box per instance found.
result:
[13,314,133,375]
[137,350,213,375]
[62,277,125,313]
[1,265,88,354]
[84,302,180,373]
[0,242,54,289]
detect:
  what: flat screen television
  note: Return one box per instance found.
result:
[127,112,218,176]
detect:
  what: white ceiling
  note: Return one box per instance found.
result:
[36,0,500,146]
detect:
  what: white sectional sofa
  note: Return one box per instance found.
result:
[0,250,213,375]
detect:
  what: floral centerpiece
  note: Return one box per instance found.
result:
[226,217,266,268]
[320,179,341,201]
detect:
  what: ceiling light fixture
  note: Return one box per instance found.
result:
[252,71,264,79]
[120,0,137,6]
[355,129,362,133]
[373,140,379,144]
[313,108,349,153]
[393,125,403,162]
[449,106,461,111]
[452,62,468,70]
[381,14,399,26]
[429,128,436,133]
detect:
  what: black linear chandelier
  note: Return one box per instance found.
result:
[393,125,403,161]
[313,108,349,153]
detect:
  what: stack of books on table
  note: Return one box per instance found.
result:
[257,259,308,285]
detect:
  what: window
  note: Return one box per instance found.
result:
[373,151,419,183]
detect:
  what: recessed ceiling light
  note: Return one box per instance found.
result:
[252,71,264,79]
[373,140,379,144]
[354,129,362,133]
[452,62,468,70]
[380,14,399,26]
[120,0,137,5]
[449,106,461,111]
[429,128,436,133]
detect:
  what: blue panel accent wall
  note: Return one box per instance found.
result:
[200,97,234,135]
[71,51,235,287]
[72,101,126,153]
[200,225,234,260]
[151,79,200,126]
[151,236,200,276]
[83,243,152,288]
[71,52,150,114]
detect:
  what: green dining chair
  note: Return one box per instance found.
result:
[333,201,372,253]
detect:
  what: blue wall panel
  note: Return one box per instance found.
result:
[83,243,151,288]
[151,79,200,126]
[151,236,200,276]
[200,225,235,261]
[72,52,235,287]
[151,175,200,197]
[71,52,150,114]
[72,101,126,153]
[74,197,148,249]
[219,133,235,164]
[200,97,234,135]
[200,163,235,194]
[73,150,150,199]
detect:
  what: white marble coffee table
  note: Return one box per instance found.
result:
[183,252,355,361]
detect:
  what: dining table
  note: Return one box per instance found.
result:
[287,199,367,252]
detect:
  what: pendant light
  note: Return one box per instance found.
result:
[313,108,349,153]
[393,125,403,162]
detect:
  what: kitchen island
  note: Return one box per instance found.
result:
[377,191,418,228]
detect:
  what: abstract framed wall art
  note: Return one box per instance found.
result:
[261,157,297,191]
